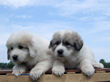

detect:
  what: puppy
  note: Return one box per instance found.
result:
[6,31,53,80]
[49,30,103,76]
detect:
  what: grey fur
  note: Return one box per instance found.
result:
[49,31,83,51]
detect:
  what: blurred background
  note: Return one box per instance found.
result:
[0,0,110,69]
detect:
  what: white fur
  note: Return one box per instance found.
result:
[54,43,73,57]
[51,30,104,76]
[6,31,53,80]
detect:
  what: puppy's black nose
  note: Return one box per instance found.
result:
[12,55,18,61]
[57,49,63,54]
[57,49,64,57]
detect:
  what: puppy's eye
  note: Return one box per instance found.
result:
[18,45,24,49]
[55,41,60,45]
[10,47,13,50]
[63,41,70,46]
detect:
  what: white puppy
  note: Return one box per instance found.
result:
[6,31,53,80]
[49,30,103,76]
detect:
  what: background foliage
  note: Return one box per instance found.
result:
[0,59,110,69]
[0,61,14,69]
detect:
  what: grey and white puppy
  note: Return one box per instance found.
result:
[49,30,103,76]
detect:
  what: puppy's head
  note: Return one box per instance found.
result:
[49,30,83,58]
[6,32,37,64]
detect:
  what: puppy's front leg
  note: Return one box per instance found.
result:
[12,65,26,76]
[52,60,65,76]
[30,60,52,80]
[79,59,95,76]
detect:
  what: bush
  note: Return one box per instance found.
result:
[100,59,110,68]
[0,61,14,69]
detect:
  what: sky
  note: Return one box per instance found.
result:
[0,0,110,63]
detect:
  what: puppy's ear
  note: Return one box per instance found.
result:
[7,49,10,60]
[72,32,83,51]
[21,36,37,58]
[28,44,37,58]
[74,39,83,51]
[49,40,53,49]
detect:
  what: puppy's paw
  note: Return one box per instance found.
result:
[12,68,25,76]
[93,63,104,69]
[52,66,65,76]
[81,66,95,76]
[98,63,104,68]
[30,69,43,80]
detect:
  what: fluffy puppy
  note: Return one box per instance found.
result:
[6,31,53,80]
[49,30,103,76]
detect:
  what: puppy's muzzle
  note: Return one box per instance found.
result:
[57,49,64,57]
[12,55,18,61]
